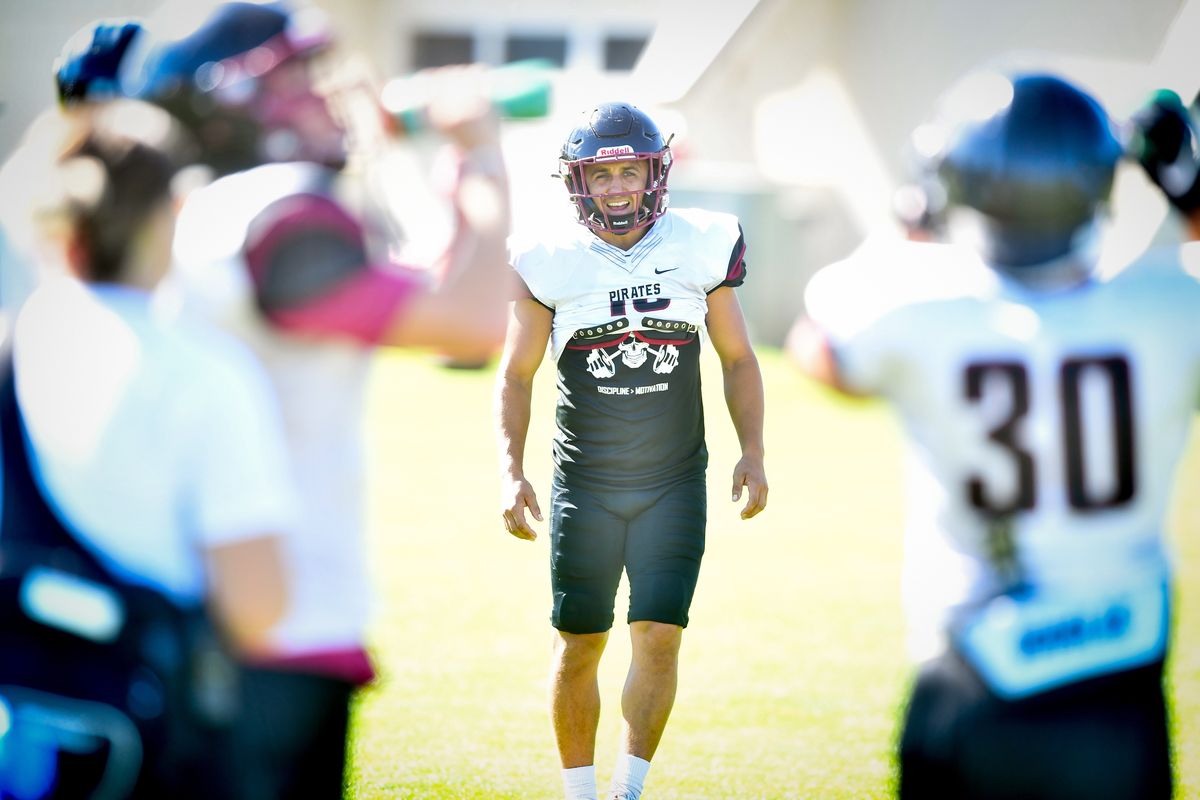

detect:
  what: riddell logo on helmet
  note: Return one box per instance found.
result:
[597,146,635,157]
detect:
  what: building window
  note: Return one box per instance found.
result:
[412,32,474,69]
[604,35,648,71]
[504,34,567,67]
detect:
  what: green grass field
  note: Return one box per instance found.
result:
[347,347,1200,799]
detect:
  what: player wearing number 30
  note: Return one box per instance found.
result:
[789,70,1199,799]
[496,102,767,800]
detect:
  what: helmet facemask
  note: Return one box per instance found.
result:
[138,2,346,176]
[558,103,673,236]
[561,147,671,235]
[248,50,349,169]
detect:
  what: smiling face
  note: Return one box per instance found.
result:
[582,159,651,248]
[584,159,649,209]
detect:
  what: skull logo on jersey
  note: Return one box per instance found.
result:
[584,338,680,378]
[618,339,649,368]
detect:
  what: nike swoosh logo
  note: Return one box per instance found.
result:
[654,267,679,274]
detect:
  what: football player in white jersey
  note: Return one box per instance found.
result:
[132,2,512,796]
[789,71,1200,798]
[496,102,768,800]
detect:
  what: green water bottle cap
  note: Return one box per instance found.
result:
[381,59,553,134]
[489,58,554,119]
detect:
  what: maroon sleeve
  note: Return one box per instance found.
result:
[244,193,426,345]
[722,225,748,288]
[707,224,747,294]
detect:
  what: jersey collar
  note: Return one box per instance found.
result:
[586,215,668,274]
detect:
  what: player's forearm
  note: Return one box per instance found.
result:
[723,354,766,458]
[433,147,513,352]
[495,374,534,480]
[785,316,853,394]
[446,145,511,269]
[206,534,288,657]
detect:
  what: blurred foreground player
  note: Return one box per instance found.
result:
[788,71,1197,799]
[136,2,512,796]
[3,99,294,798]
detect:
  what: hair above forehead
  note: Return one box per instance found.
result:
[39,100,190,282]
[61,100,186,157]
[51,100,189,205]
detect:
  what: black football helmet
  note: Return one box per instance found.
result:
[559,102,671,235]
[929,71,1121,269]
[135,1,342,177]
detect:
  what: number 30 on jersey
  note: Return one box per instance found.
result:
[965,355,1135,515]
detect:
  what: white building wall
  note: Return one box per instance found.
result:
[672,0,1189,342]
[2,0,1194,343]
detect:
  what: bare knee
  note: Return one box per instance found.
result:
[630,621,682,666]
[554,630,608,677]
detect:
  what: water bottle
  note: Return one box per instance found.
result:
[380,58,554,134]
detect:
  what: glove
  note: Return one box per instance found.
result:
[1129,89,1200,215]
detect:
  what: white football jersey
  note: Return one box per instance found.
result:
[166,163,374,655]
[512,208,746,486]
[15,277,298,604]
[806,238,1200,659]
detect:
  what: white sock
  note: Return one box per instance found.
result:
[562,765,598,800]
[610,754,651,799]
